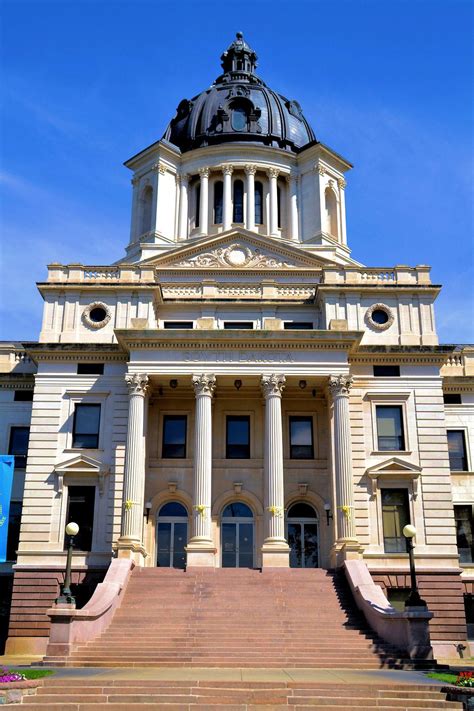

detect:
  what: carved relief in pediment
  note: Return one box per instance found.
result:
[172,243,297,269]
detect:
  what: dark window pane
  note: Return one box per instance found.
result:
[448,431,468,471]
[231,106,247,131]
[65,486,95,551]
[163,322,193,329]
[77,363,104,375]
[162,415,187,458]
[255,181,263,224]
[444,393,462,404]
[284,322,314,330]
[376,406,405,450]
[222,503,253,518]
[222,523,236,567]
[454,505,474,563]
[277,185,281,228]
[289,416,314,459]
[157,522,171,567]
[371,309,389,325]
[214,181,223,224]
[8,427,30,469]
[381,488,410,553]
[72,404,100,448]
[195,183,200,228]
[159,502,188,517]
[226,416,250,459]
[373,365,400,377]
[233,179,244,223]
[223,322,254,330]
[6,502,22,561]
[13,390,33,402]
[287,502,317,519]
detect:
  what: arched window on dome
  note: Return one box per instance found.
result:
[233,179,244,223]
[214,181,223,224]
[255,181,263,225]
[140,185,153,235]
[195,183,201,229]
[324,187,339,240]
[230,100,249,132]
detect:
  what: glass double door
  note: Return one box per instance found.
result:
[287,521,319,568]
[157,521,187,569]
[222,522,254,568]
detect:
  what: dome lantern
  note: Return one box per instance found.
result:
[220,32,258,76]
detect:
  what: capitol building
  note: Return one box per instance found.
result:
[0,33,473,664]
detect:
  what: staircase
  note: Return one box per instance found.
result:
[43,567,428,669]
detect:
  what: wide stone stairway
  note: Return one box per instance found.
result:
[44,567,424,669]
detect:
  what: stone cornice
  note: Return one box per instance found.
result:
[350,346,454,366]
[0,374,34,388]
[23,343,127,364]
[443,376,474,392]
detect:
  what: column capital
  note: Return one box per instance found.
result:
[337,177,347,190]
[222,164,234,176]
[261,374,286,398]
[192,373,216,397]
[328,374,353,398]
[178,173,189,186]
[267,167,280,179]
[244,164,257,176]
[125,373,149,397]
[152,162,167,175]
[315,162,326,176]
[199,166,210,178]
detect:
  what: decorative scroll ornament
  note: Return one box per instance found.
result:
[267,505,284,518]
[192,373,216,397]
[125,373,149,397]
[328,374,353,398]
[193,504,208,519]
[338,505,352,520]
[174,244,296,269]
[261,373,286,398]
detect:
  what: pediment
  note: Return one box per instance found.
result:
[55,454,103,473]
[141,229,333,271]
[366,457,422,498]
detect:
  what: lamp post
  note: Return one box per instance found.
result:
[56,522,79,606]
[403,524,427,608]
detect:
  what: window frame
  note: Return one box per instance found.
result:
[223,321,255,330]
[77,363,104,375]
[64,484,97,552]
[72,403,101,449]
[381,487,411,554]
[447,429,470,472]
[375,404,406,452]
[366,393,411,455]
[163,321,194,329]
[225,415,251,460]
[162,414,188,459]
[373,365,401,377]
[213,180,223,225]
[454,504,474,564]
[283,322,314,330]
[289,415,314,460]
[8,426,30,469]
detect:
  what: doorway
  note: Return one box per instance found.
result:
[287,502,319,568]
[221,502,254,568]
[156,501,188,569]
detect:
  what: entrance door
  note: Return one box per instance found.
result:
[287,502,319,568]
[157,501,188,569]
[221,502,254,568]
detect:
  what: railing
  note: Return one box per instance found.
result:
[321,266,432,286]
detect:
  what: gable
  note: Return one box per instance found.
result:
[141,230,333,271]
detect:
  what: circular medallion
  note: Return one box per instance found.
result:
[82,302,112,330]
[224,245,250,267]
[365,303,394,331]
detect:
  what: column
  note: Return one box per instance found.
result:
[117,373,149,562]
[287,173,299,241]
[267,168,279,236]
[186,373,217,567]
[177,173,189,240]
[260,374,290,567]
[222,164,234,231]
[129,176,140,243]
[199,167,210,236]
[328,374,360,565]
[245,164,256,232]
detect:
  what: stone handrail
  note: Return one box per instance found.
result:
[45,558,134,657]
[46,263,156,283]
[344,560,433,660]
[321,265,432,286]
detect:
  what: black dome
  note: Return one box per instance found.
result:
[163,33,316,154]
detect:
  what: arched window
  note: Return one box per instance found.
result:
[277,185,282,228]
[233,179,244,223]
[214,181,223,224]
[222,502,253,518]
[159,501,188,517]
[325,187,339,239]
[255,181,263,225]
[230,100,249,132]
[287,502,317,519]
[140,186,153,235]
[195,183,201,228]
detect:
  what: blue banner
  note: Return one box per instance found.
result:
[0,456,15,563]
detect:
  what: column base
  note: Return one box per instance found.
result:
[330,539,364,568]
[185,540,217,568]
[114,537,147,565]
[261,541,290,568]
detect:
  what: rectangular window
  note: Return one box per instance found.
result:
[373,365,400,377]
[444,393,462,404]
[454,505,474,564]
[226,416,250,459]
[376,405,405,451]
[223,322,254,330]
[77,363,104,375]
[163,321,194,329]
[8,427,30,469]
[6,502,22,562]
[448,430,468,471]
[13,390,33,402]
[72,404,101,449]
[284,322,314,330]
[162,415,187,458]
[289,416,314,459]
[381,488,410,553]
[65,486,95,551]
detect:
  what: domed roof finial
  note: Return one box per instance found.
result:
[220,32,258,75]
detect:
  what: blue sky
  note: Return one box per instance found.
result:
[1,0,473,342]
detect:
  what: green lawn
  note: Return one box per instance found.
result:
[6,669,54,680]
[427,671,458,684]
